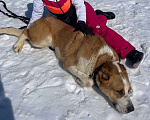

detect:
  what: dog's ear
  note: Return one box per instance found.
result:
[98,68,110,82]
[100,71,110,80]
[95,67,110,86]
[101,73,110,80]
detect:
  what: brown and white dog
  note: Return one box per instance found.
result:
[0,15,134,113]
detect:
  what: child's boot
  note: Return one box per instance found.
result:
[126,49,144,68]
[95,10,115,20]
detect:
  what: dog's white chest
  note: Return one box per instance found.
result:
[77,57,97,75]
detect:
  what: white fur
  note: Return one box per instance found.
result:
[113,61,132,113]
[55,47,62,60]
[113,61,129,96]
[113,61,122,73]
[77,45,116,75]
[77,57,98,75]
[98,45,116,60]
[67,66,94,87]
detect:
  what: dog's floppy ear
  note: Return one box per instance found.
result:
[95,68,110,87]
[101,73,110,80]
[97,68,110,84]
[99,69,110,80]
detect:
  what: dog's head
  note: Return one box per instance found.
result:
[95,61,134,114]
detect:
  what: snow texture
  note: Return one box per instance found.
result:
[0,0,150,120]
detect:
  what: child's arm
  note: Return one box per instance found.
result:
[71,0,86,23]
[28,0,44,28]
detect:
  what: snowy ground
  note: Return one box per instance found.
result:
[0,0,150,120]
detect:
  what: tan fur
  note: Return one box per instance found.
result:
[0,27,23,37]
[96,62,130,100]
[0,14,134,113]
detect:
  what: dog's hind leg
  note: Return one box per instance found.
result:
[0,27,23,37]
[13,29,28,54]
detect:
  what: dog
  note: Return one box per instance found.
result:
[0,14,134,113]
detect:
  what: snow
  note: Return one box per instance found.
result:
[0,0,150,120]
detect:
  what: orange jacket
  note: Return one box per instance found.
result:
[42,0,71,14]
[28,0,86,27]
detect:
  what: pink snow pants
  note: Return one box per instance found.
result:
[84,2,135,59]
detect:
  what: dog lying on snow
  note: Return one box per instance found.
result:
[0,14,134,113]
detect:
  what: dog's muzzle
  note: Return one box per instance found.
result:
[112,96,134,114]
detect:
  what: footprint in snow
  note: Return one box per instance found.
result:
[141,43,148,53]
[66,84,77,93]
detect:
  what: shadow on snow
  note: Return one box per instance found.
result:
[0,74,15,120]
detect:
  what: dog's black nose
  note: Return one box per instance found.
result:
[127,105,134,113]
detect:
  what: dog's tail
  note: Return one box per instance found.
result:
[0,27,23,37]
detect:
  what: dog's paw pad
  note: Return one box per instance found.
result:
[13,44,23,54]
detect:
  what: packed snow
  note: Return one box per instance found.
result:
[0,0,150,120]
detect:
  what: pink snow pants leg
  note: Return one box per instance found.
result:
[84,2,135,59]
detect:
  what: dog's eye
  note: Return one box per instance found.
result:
[116,89,123,95]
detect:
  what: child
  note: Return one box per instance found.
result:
[28,0,144,68]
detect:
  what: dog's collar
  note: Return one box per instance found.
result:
[89,62,107,80]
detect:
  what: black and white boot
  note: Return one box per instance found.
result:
[126,49,144,68]
[95,10,115,20]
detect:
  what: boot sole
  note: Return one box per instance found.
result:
[133,54,144,68]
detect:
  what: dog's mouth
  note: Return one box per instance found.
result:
[112,97,134,114]
[113,102,134,114]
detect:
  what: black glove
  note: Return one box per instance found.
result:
[74,21,91,35]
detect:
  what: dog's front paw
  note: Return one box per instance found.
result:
[13,43,23,54]
[75,78,94,87]
[86,78,94,87]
